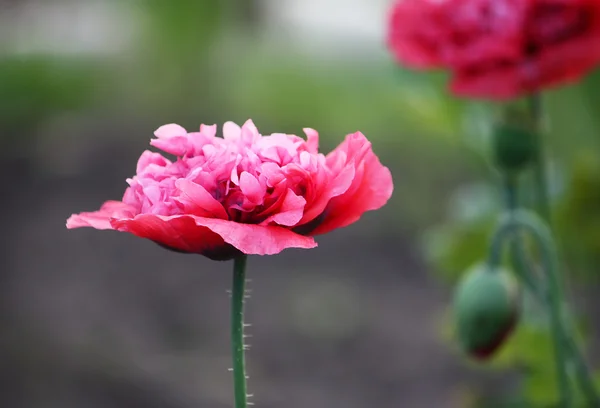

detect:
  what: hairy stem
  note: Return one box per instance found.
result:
[231,255,248,408]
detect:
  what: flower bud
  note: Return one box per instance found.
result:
[492,122,537,172]
[454,264,520,360]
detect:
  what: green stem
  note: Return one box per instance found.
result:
[501,160,599,407]
[504,175,540,292]
[526,95,600,405]
[565,333,600,406]
[487,210,571,407]
[527,95,570,407]
[529,94,552,224]
[231,255,248,408]
[507,247,600,406]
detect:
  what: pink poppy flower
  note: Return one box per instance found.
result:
[67,120,393,260]
[387,0,600,99]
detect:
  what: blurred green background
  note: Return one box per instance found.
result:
[2,1,600,407]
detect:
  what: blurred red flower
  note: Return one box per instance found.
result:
[387,0,600,99]
[67,120,393,260]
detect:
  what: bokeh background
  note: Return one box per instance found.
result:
[2,1,600,407]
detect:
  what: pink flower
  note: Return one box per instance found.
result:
[387,0,600,99]
[67,120,393,260]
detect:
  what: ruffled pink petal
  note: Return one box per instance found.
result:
[199,124,217,138]
[240,119,260,145]
[174,178,229,219]
[303,128,319,154]
[328,162,356,197]
[261,188,306,226]
[66,201,137,230]
[136,150,170,174]
[154,123,187,139]
[310,132,393,235]
[111,214,317,256]
[110,214,228,255]
[239,171,266,205]
[190,216,316,255]
[151,124,191,156]
[295,162,353,226]
[257,134,303,162]
[260,162,285,187]
[223,121,242,141]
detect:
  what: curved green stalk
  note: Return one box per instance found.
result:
[502,176,599,406]
[231,255,248,408]
[487,210,571,407]
[525,95,599,406]
[506,233,599,406]
[504,176,540,292]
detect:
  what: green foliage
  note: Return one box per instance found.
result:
[223,56,467,144]
[422,183,499,282]
[114,1,227,117]
[424,154,600,405]
[556,151,600,281]
[0,57,107,143]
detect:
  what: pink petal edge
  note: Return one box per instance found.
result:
[111,214,317,256]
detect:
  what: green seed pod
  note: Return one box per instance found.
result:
[492,122,537,172]
[454,264,520,360]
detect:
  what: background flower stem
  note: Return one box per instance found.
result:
[231,255,249,408]
[488,210,572,407]
[504,175,538,292]
[527,95,570,407]
[523,95,600,405]
[528,94,552,224]
[565,333,600,406]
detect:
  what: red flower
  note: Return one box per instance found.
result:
[387,0,600,99]
[66,120,393,260]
